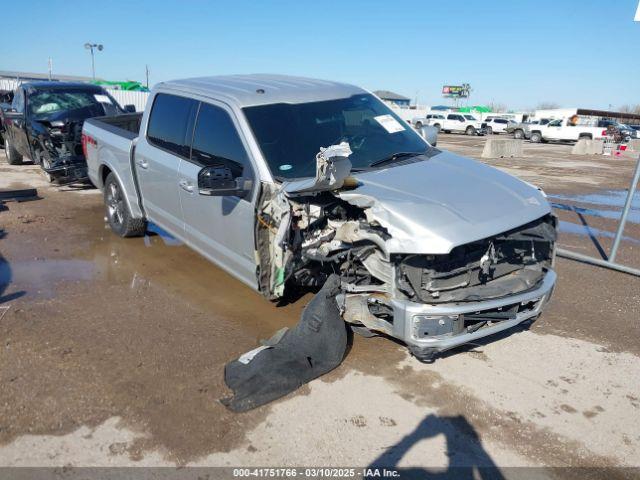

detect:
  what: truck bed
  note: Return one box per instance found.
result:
[83,113,145,219]
[88,112,143,140]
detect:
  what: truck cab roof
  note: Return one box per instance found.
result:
[158,74,366,108]
[20,81,105,92]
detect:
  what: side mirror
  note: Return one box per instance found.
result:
[198,164,252,198]
[123,104,136,113]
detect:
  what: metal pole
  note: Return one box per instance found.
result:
[557,248,640,277]
[90,46,95,80]
[609,155,640,262]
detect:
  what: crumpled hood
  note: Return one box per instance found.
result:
[338,150,551,254]
[33,105,106,126]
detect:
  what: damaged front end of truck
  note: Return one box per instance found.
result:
[29,117,89,182]
[223,143,557,411]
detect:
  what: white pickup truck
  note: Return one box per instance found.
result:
[529,118,607,143]
[429,113,484,135]
[82,74,556,363]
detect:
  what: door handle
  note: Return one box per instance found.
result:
[178,179,194,193]
[136,158,149,169]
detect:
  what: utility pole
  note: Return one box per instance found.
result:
[84,43,104,80]
[48,57,53,81]
[145,65,150,89]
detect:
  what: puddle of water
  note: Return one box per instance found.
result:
[144,222,182,247]
[549,189,640,210]
[558,220,640,245]
[0,259,95,299]
[551,202,640,225]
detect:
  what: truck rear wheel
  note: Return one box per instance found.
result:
[104,172,147,237]
[5,138,23,165]
[514,129,524,139]
[465,126,476,136]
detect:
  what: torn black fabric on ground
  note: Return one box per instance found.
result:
[222,274,348,412]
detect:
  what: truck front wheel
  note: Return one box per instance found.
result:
[104,172,147,237]
[5,138,23,165]
[530,132,542,143]
[465,126,477,135]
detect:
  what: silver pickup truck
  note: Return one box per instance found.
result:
[83,74,557,361]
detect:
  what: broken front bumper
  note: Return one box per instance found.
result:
[389,270,557,360]
[43,155,88,181]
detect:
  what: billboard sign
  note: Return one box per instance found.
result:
[442,84,470,98]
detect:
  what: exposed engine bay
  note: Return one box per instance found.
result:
[253,144,557,337]
[30,117,87,180]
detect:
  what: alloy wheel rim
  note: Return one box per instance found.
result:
[107,182,124,226]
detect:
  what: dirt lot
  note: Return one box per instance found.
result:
[1,135,639,475]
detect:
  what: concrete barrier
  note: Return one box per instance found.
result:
[571,139,604,155]
[481,138,523,158]
[628,139,640,152]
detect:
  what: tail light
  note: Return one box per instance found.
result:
[81,133,97,158]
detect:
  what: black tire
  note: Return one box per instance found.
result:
[443,129,451,134]
[530,132,542,143]
[33,148,54,183]
[414,121,423,129]
[104,172,147,237]
[514,129,524,139]
[5,138,23,165]
[486,126,493,135]
[433,123,441,132]
[465,126,476,136]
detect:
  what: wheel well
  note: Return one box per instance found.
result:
[579,133,592,139]
[100,165,112,187]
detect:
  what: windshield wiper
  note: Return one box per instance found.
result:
[369,151,425,168]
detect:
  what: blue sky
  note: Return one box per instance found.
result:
[1,0,638,110]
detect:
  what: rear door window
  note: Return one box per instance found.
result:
[147,93,198,158]
[190,102,252,179]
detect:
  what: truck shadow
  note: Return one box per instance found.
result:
[368,413,504,479]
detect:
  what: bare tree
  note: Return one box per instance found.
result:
[536,102,560,110]
[618,104,640,115]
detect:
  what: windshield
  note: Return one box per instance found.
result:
[28,89,121,117]
[463,115,477,121]
[243,94,429,179]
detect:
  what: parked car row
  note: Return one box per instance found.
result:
[506,117,639,144]
[0,81,135,182]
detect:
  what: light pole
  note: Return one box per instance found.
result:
[84,43,103,80]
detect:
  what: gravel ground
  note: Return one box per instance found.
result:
[0,137,639,476]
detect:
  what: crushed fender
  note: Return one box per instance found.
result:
[222,274,348,412]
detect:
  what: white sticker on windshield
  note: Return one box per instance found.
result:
[374,114,405,134]
[94,94,112,104]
